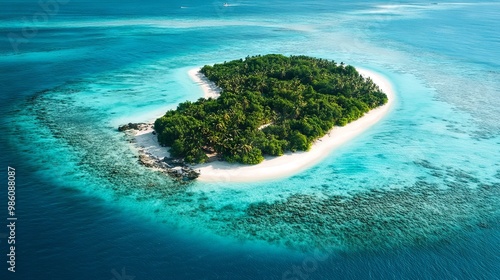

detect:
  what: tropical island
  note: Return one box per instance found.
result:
[153,54,388,166]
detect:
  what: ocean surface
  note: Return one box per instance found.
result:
[1,0,499,279]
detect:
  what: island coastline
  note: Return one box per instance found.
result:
[132,66,395,183]
[131,67,222,162]
[188,68,221,99]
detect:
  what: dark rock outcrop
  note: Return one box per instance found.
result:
[118,122,149,132]
[137,152,200,182]
[119,122,200,182]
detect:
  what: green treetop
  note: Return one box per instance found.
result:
[155,54,387,164]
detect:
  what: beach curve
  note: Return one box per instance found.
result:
[134,67,395,183]
[192,67,395,182]
[188,68,221,99]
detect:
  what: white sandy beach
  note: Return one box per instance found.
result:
[133,68,221,157]
[135,67,395,183]
[188,68,221,99]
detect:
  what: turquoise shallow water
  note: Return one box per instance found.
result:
[1,0,499,279]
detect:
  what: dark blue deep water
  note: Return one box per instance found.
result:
[1,0,499,279]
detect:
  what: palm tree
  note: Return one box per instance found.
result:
[240,144,252,154]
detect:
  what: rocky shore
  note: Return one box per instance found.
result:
[119,123,200,182]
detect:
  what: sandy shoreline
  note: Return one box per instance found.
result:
[133,68,221,158]
[134,67,395,183]
[195,67,395,182]
[187,68,221,99]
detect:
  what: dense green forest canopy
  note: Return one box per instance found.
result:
[154,54,388,164]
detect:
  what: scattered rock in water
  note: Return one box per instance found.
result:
[118,122,149,132]
[119,122,200,182]
[477,222,490,229]
[136,153,200,181]
[138,154,155,168]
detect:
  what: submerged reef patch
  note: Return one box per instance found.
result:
[216,180,499,252]
[9,79,500,253]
